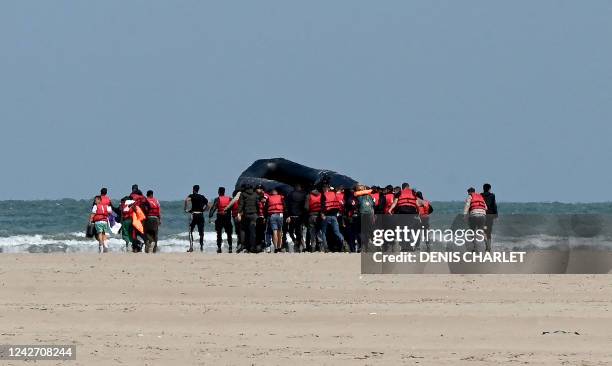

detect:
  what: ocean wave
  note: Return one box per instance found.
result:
[0,232,226,253]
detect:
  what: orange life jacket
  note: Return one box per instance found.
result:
[146,197,160,217]
[397,189,417,208]
[231,198,240,217]
[308,193,321,213]
[324,191,341,212]
[132,206,146,234]
[267,194,284,214]
[418,200,431,217]
[469,193,487,211]
[218,196,231,214]
[92,204,109,222]
[384,193,395,214]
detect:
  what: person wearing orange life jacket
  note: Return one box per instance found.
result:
[388,183,421,251]
[416,191,434,252]
[99,187,114,209]
[389,183,419,215]
[319,183,346,252]
[142,190,161,253]
[224,188,242,252]
[464,187,489,252]
[90,195,112,253]
[209,187,233,254]
[381,185,395,214]
[335,186,349,251]
[304,188,323,252]
[265,189,285,253]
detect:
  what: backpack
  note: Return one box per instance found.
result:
[357,195,375,215]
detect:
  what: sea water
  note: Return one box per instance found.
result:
[1,200,611,253]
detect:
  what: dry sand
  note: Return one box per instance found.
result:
[1,253,611,365]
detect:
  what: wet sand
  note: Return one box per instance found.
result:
[1,253,611,365]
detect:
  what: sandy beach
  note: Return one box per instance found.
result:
[1,253,611,365]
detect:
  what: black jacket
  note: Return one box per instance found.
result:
[287,190,306,216]
[238,189,259,216]
[481,192,498,215]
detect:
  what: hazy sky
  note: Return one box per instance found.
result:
[1,1,610,202]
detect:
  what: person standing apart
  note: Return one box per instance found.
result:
[185,185,209,252]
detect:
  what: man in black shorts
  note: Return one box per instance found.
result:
[184,185,209,252]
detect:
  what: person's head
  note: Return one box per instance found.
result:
[467,187,476,194]
[255,184,264,194]
[146,190,154,197]
[394,186,401,194]
[294,183,302,192]
[101,187,108,196]
[483,183,491,193]
[322,183,330,192]
[193,185,200,193]
[416,191,424,200]
[218,187,225,196]
[131,184,139,193]
[385,185,393,193]
[401,183,410,190]
[336,185,344,193]
[94,195,101,204]
[270,188,278,195]
[120,196,126,203]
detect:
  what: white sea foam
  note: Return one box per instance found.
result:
[0,232,229,253]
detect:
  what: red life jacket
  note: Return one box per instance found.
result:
[418,200,431,217]
[231,198,240,217]
[120,202,132,220]
[257,193,268,217]
[384,193,395,214]
[371,192,380,205]
[146,197,161,217]
[100,195,112,207]
[324,191,341,212]
[336,192,345,213]
[469,193,487,211]
[267,194,284,214]
[397,189,417,208]
[218,196,231,214]
[308,193,321,213]
[92,204,109,222]
[130,193,146,208]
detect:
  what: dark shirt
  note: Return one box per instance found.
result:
[481,192,498,215]
[287,190,306,216]
[375,194,386,214]
[189,193,208,212]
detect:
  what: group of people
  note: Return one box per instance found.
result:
[89,185,161,253]
[88,181,498,254]
[201,181,497,254]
